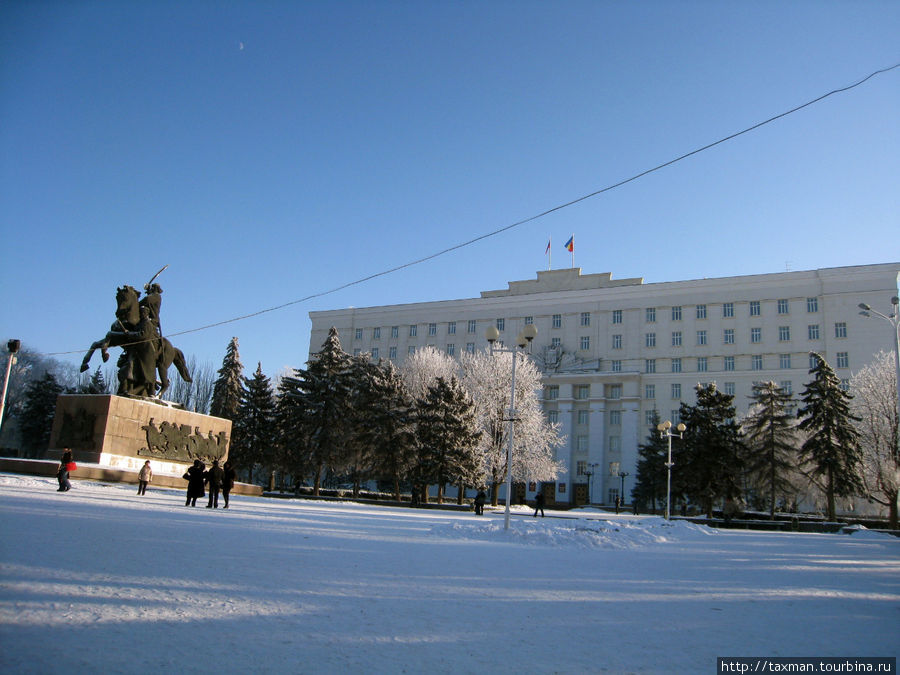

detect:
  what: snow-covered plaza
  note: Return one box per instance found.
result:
[1,473,897,674]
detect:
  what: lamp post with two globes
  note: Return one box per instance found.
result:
[657,419,686,520]
[486,323,537,530]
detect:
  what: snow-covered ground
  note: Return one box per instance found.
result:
[1,474,897,674]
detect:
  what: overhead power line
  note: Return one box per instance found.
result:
[45,62,900,357]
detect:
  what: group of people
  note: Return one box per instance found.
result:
[183,458,236,509]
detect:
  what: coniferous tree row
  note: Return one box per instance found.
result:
[230,362,277,483]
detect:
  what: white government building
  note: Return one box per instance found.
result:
[308,262,900,510]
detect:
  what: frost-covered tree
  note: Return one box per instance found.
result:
[231,362,277,484]
[19,372,64,457]
[361,360,418,501]
[673,383,744,518]
[797,353,862,521]
[741,381,800,519]
[460,349,564,506]
[210,337,244,421]
[850,350,899,528]
[400,346,459,401]
[416,376,483,504]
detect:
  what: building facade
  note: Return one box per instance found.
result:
[309,263,900,508]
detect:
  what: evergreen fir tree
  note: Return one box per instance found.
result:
[231,362,276,483]
[210,337,244,420]
[285,327,353,495]
[79,367,109,394]
[632,411,669,513]
[341,355,382,496]
[673,382,744,517]
[416,376,483,504]
[797,353,862,521]
[743,381,799,518]
[362,360,418,501]
[19,372,64,457]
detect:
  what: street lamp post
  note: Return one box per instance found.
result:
[585,462,599,505]
[858,297,900,465]
[486,323,538,530]
[657,419,686,520]
[0,340,20,434]
[618,470,629,512]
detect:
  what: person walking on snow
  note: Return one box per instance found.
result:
[533,492,545,517]
[137,460,152,495]
[205,460,224,508]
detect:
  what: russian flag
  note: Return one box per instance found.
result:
[565,236,574,252]
[545,239,551,254]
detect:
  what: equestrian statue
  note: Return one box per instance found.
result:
[81,266,192,398]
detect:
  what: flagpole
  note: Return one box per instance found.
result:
[570,234,575,268]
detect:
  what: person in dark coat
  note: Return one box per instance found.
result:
[222,461,236,509]
[205,460,224,508]
[57,448,73,492]
[184,459,205,506]
[474,489,486,516]
[533,492,545,517]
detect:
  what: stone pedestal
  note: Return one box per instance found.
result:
[48,394,232,475]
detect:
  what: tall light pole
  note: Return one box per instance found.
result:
[858,297,900,465]
[586,462,600,505]
[657,419,686,520]
[0,339,20,434]
[486,323,538,530]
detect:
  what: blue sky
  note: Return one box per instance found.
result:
[1,1,898,377]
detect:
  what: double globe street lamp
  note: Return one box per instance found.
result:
[858,296,900,465]
[486,323,537,530]
[657,419,686,520]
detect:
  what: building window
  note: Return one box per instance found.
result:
[580,336,590,350]
[612,334,622,349]
[697,357,708,372]
[496,318,505,332]
[751,327,762,343]
[807,297,818,313]
[551,337,561,348]
[750,301,761,317]
[546,386,559,400]
[611,360,621,373]
[373,327,381,340]
[696,304,707,319]
[645,332,656,348]
[778,299,789,315]
[353,348,361,356]
[697,330,707,346]
[446,344,455,356]
[645,359,656,373]
[370,347,379,360]
[576,385,590,400]
[724,328,734,345]
[580,312,590,327]
[723,302,734,318]
[808,324,820,340]
[612,309,622,324]
[837,352,849,369]
[576,460,587,476]
[724,356,735,371]
[429,323,437,336]
[752,355,763,370]
[576,436,588,452]
[608,488,619,504]
[779,326,791,341]
[547,410,559,423]
[559,483,566,494]
[578,410,590,425]
[552,314,562,328]
[670,410,681,425]
[835,322,847,339]
[355,328,363,340]
[671,383,681,399]
[467,319,477,334]
[409,325,417,337]
[610,410,621,426]
[408,346,416,355]
[779,353,791,369]
[391,326,399,339]
[672,331,682,347]
[389,346,397,359]
[809,353,821,369]
[466,342,475,354]
[671,358,682,373]
[644,410,657,426]
[448,322,456,335]
[646,307,656,323]
[608,384,622,399]
[645,384,656,399]
[839,379,850,392]
[724,382,735,396]
[524,316,533,325]
[672,306,682,321]
[780,381,792,395]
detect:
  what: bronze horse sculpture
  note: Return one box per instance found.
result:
[81,284,191,398]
